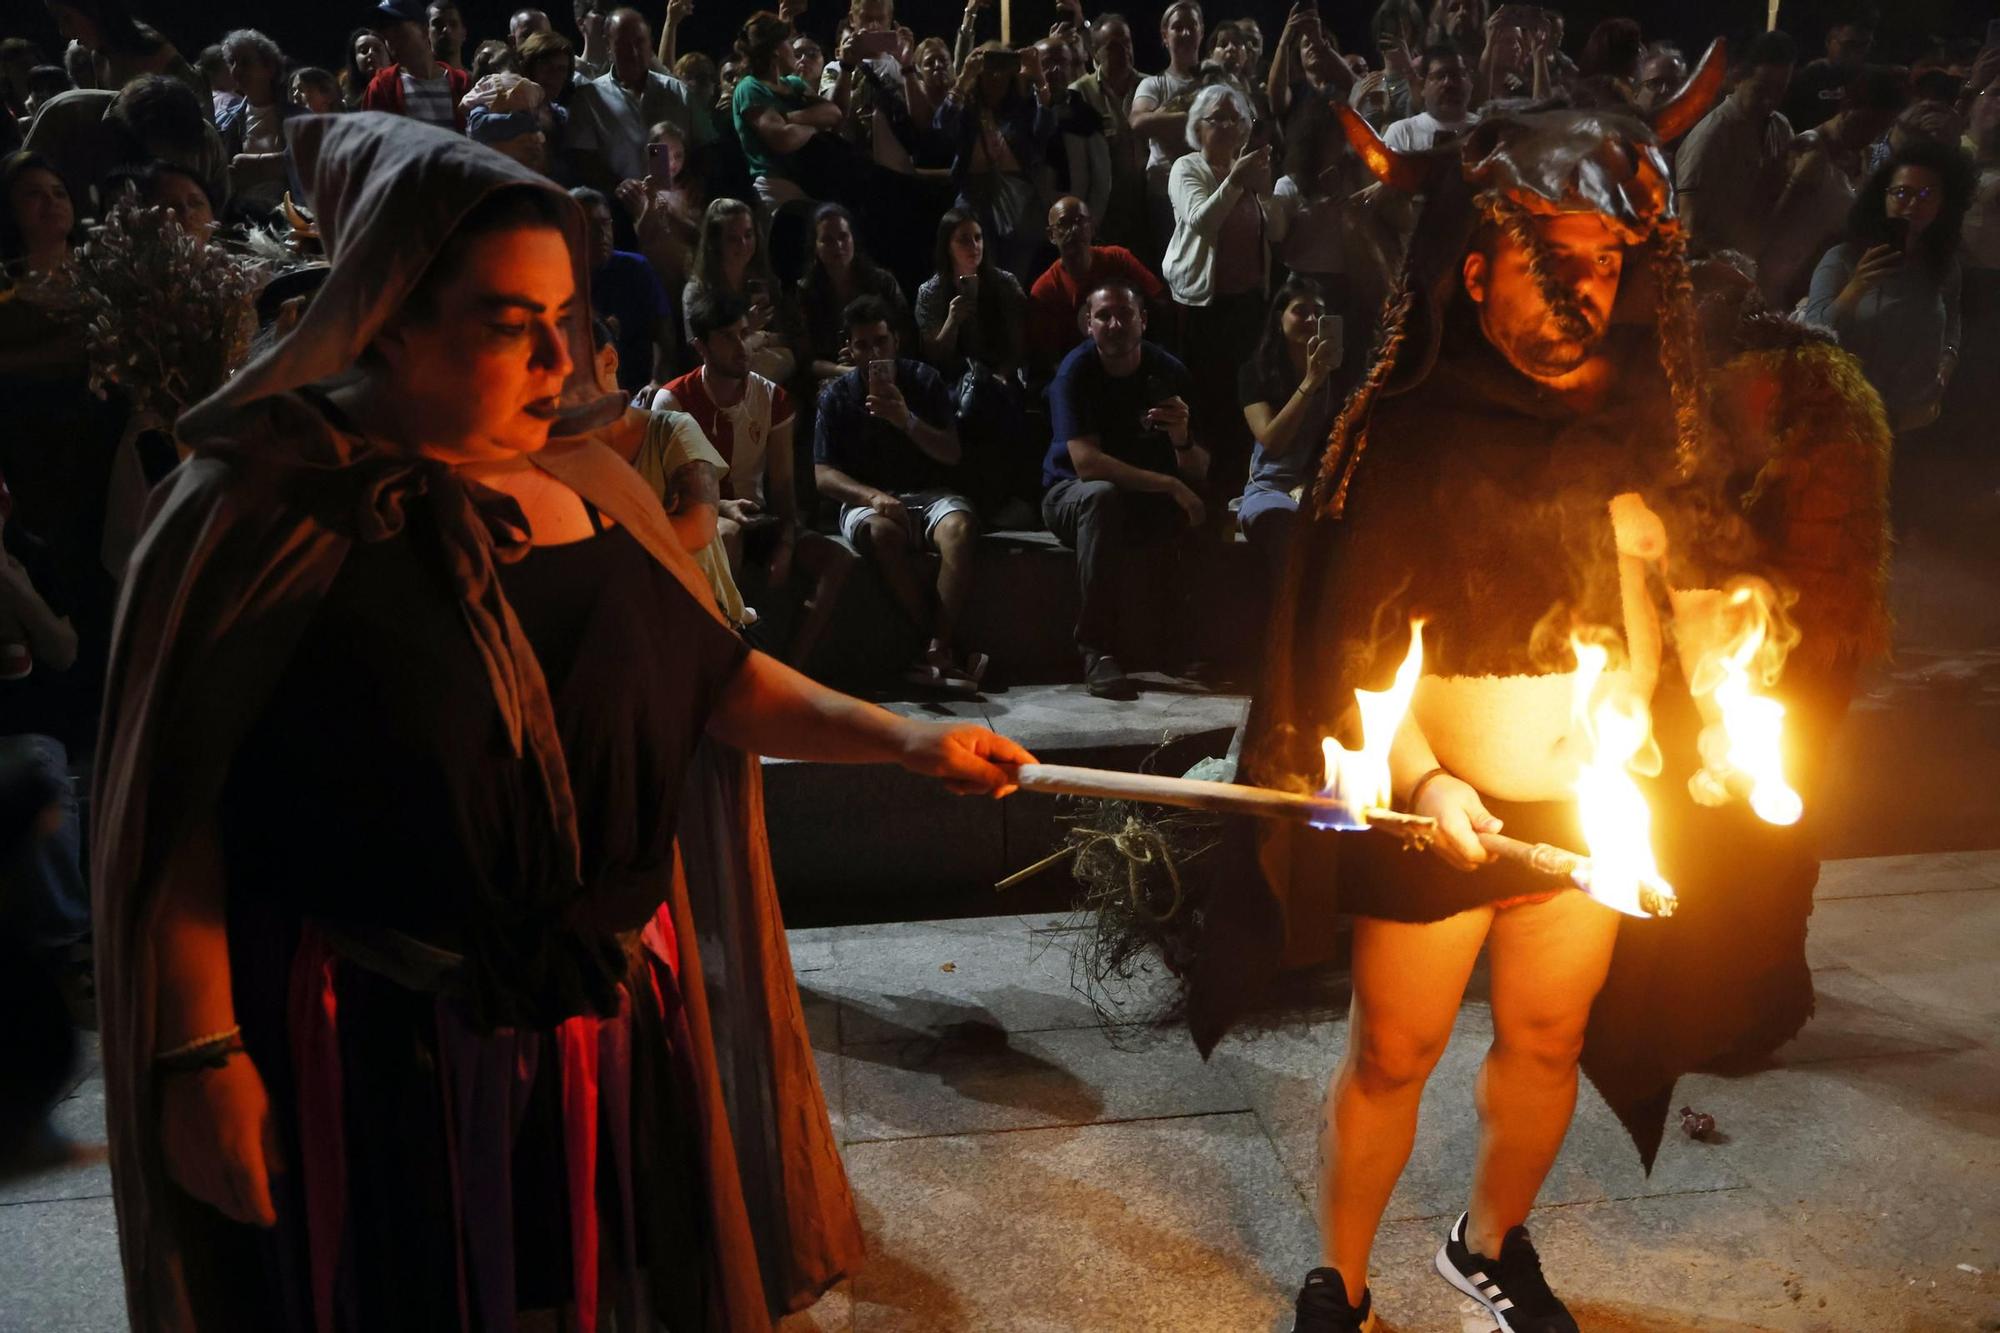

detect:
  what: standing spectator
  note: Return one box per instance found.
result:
[518,29,574,109]
[1037,35,1112,232]
[215,29,296,219]
[792,34,827,96]
[934,44,1056,284]
[1164,83,1270,498]
[1758,65,1906,309]
[1040,281,1206,699]
[1784,8,1875,132]
[1578,18,1643,87]
[2,152,81,286]
[1383,45,1475,150]
[1633,42,1688,115]
[1237,276,1340,578]
[566,7,705,192]
[1267,98,1369,322]
[572,185,676,393]
[659,289,857,669]
[428,0,469,72]
[1026,194,1165,377]
[342,28,392,110]
[814,293,985,690]
[1426,0,1487,61]
[509,8,553,50]
[1,40,44,124]
[1966,70,2000,270]
[906,36,953,135]
[795,202,911,393]
[1267,4,1356,133]
[44,0,207,108]
[573,0,613,80]
[1803,141,1973,432]
[1072,14,1147,252]
[732,10,845,208]
[24,74,226,224]
[289,67,342,115]
[686,196,796,383]
[362,0,473,131]
[1129,0,1206,258]
[195,46,237,122]
[616,119,703,297]
[1677,31,1798,258]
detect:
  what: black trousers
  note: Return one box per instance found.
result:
[1042,477,1192,661]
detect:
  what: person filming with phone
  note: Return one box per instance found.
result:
[1802,140,1974,433]
[1040,281,1208,700]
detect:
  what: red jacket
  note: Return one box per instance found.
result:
[360,64,472,131]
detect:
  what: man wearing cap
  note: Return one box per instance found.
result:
[362,0,472,131]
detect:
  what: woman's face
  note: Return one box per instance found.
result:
[949,219,982,276]
[9,167,74,253]
[373,225,578,459]
[1210,28,1247,78]
[789,36,818,82]
[293,78,340,113]
[529,51,574,101]
[150,173,215,240]
[1885,164,1945,237]
[227,50,276,103]
[1279,294,1324,345]
[721,210,757,271]
[916,43,950,86]
[815,213,854,272]
[1196,95,1249,156]
[1162,6,1203,65]
[649,129,686,181]
[354,33,390,77]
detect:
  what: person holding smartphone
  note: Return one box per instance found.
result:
[1236,277,1343,579]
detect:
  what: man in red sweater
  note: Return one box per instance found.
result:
[362,0,472,131]
[1026,195,1168,379]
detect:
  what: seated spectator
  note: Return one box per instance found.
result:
[814,293,985,690]
[915,208,1033,514]
[289,67,342,115]
[196,45,236,122]
[616,119,704,296]
[101,158,216,239]
[795,202,912,393]
[1,153,81,288]
[2,40,47,127]
[659,288,856,669]
[45,0,207,108]
[1238,277,1342,578]
[342,28,391,110]
[1758,65,1906,309]
[934,43,1056,282]
[1040,281,1207,699]
[1165,83,1270,499]
[1869,98,1965,175]
[1803,141,1973,432]
[1678,31,1797,258]
[731,10,847,207]
[1383,44,1475,150]
[24,73,225,223]
[362,0,473,131]
[428,0,469,73]
[215,29,296,218]
[572,185,676,393]
[1026,194,1165,378]
[685,196,796,383]
[566,7,706,192]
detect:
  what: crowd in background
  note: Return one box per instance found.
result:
[0,0,1997,1139]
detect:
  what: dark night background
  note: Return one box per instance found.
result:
[6,0,1992,78]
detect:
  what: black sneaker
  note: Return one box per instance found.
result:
[1290,1267,1375,1333]
[1084,652,1137,700]
[1435,1212,1578,1332]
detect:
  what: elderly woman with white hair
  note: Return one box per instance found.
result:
[1164,80,1272,499]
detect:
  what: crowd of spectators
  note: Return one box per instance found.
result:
[0,4,1997,1070]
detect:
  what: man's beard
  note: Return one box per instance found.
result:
[1493,314,1608,380]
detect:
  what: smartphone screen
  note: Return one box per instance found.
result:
[868,359,896,390]
[1316,314,1343,346]
[1884,216,1910,250]
[854,29,899,59]
[956,273,980,300]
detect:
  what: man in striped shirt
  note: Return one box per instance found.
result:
[362,0,472,131]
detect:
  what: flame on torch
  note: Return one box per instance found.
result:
[1316,620,1426,829]
[1686,581,1803,827]
[1570,637,1677,918]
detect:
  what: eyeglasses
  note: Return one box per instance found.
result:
[1200,112,1245,127]
[1887,185,1937,203]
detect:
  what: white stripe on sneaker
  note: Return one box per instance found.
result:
[1495,1298,1515,1312]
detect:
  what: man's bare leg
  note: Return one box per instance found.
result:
[1464,890,1619,1258]
[786,530,855,671]
[929,509,978,658]
[1318,907,1493,1304]
[855,513,933,627]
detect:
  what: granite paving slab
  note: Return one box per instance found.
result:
[841,1111,1317,1333]
[0,1077,109,1208]
[0,1196,126,1333]
[1803,886,2000,1021]
[1813,849,2000,900]
[1772,965,1985,1066]
[838,1024,1245,1143]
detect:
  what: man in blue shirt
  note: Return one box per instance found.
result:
[814,295,985,690]
[572,186,676,394]
[1041,281,1208,699]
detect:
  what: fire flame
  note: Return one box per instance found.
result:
[1687,583,1803,827]
[1570,637,1675,918]
[1317,621,1426,829]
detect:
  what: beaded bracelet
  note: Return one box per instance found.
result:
[154,1026,245,1075]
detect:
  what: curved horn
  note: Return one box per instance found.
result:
[1649,38,1726,144]
[281,191,318,237]
[1336,102,1433,194]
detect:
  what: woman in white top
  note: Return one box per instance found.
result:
[1127,0,1206,260]
[1163,81,1271,499]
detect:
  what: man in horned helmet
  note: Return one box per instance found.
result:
[1159,46,1891,1332]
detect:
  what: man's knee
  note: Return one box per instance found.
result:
[1349,1025,1452,1095]
[932,508,979,550]
[856,514,908,555]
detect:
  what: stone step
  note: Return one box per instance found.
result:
[765,683,1250,928]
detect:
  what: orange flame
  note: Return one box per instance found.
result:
[1570,638,1676,918]
[1317,621,1425,828]
[1687,583,1803,826]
